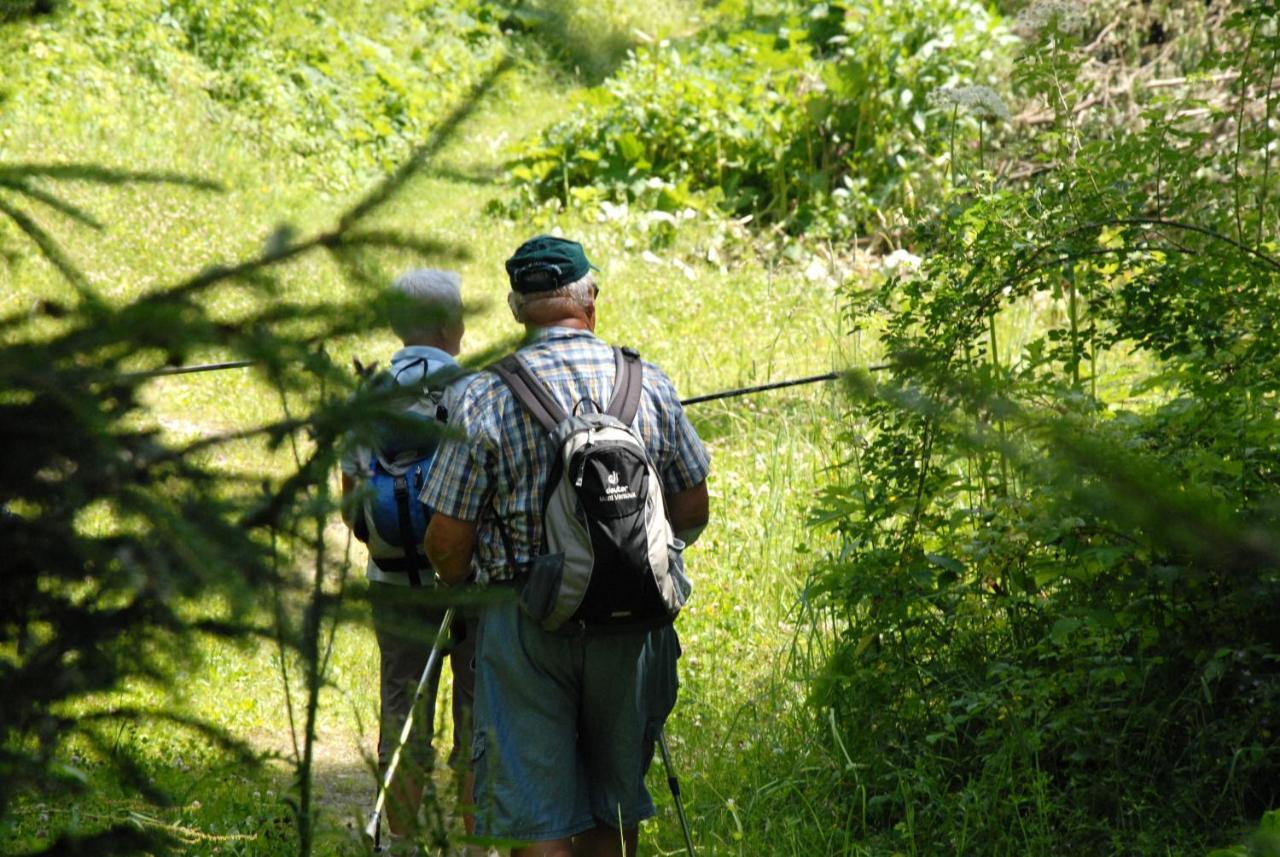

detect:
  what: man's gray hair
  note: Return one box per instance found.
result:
[507,273,595,323]
[391,268,463,342]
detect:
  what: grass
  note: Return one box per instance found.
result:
[1,3,874,854]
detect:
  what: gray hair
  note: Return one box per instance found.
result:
[390,268,462,342]
[507,273,595,323]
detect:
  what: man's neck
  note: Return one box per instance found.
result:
[401,337,455,353]
[527,317,592,333]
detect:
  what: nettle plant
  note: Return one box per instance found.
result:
[810,1,1280,852]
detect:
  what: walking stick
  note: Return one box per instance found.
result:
[365,606,456,851]
[657,726,696,857]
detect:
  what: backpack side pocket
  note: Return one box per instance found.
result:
[519,552,566,624]
[666,537,691,612]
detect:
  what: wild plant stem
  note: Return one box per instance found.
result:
[979,120,985,176]
[988,313,1009,494]
[270,523,302,763]
[1260,45,1278,246]
[1233,15,1259,244]
[1067,265,1080,389]
[949,106,958,186]
[297,511,326,857]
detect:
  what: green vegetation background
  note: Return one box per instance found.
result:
[2,0,1278,855]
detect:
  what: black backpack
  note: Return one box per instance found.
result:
[492,347,690,631]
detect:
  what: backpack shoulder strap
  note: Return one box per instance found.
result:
[422,363,467,422]
[605,346,643,425]
[490,354,567,433]
[423,362,467,390]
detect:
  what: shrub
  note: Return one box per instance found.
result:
[507,0,1009,238]
[808,1,1280,852]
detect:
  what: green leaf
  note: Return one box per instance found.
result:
[1050,618,1082,644]
[616,131,645,162]
[925,553,964,574]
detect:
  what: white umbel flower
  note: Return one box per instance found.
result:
[1014,0,1087,36]
[928,85,1012,121]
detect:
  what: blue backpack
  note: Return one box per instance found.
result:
[352,356,461,585]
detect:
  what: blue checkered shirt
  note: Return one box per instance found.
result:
[420,326,711,584]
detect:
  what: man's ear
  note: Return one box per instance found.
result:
[585,301,597,331]
[446,322,464,356]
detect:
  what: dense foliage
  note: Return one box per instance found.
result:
[810,1,1280,852]
[507,0,1009,237]
[0,33,507,851]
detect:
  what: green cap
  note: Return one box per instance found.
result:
[505,235,599,293]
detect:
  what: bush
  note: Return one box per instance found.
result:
[808,2,1280,852]
[507,0,1009,238]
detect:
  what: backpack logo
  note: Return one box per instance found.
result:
[602,468,638,502]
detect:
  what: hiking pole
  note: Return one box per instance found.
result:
[657,726,696,857]
[120,359,256,381]
[365,606,456,851]
[122,360,894,405]
[679,363,892,407]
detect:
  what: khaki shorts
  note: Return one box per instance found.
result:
[369,582,476,771]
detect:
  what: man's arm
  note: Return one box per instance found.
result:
[425,513,478,586]
[666,480,709,546]
[340,473,359,528]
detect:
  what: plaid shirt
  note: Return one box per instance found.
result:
[420,326,711,584]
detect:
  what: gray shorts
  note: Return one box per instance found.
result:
[470,599,681,842]
[369,582,477,771]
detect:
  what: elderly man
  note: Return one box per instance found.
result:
[422,236,710,857]
[340,268,476,846]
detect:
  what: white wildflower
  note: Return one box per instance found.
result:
[928,85,1012,121]
[642,210,677,227]
[1014,0,1087,37]
[803,255,830,283]
[598,200,629,223]
[881,249,923,276]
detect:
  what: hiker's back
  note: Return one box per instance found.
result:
[417,234,712,851]
[447,326,702,587]
[336,266,474,843]
[491,335,690,631]
[343,344,463,586]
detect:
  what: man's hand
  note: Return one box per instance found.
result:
[425,513,478,586]
[666,480,709,546]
